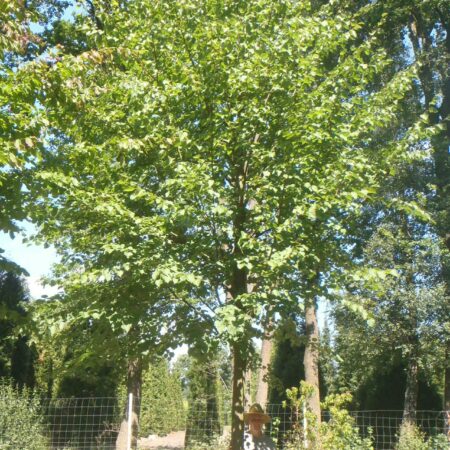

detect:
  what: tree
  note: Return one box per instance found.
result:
[333,219,446,421]
[0,270,35,388]
[254,315,274,407]
[29,276,183,449]
[353,0,450,423]
[28,1,428,448]
[184,353,221,448]
[0,0,68,271]
[0,1,36,269]
[139,357,185,437]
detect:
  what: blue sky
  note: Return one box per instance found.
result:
[0,222,59,298]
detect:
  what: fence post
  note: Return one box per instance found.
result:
[127,393,133,450]
[303,402,308,448]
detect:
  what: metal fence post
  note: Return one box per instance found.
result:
[127,393,133,450]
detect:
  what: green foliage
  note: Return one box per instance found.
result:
[354,357,442,411]
[28,295,122,399]
[27,0,429,357]
[282,382,373,450]
[21,2,441,444]
[319,394,373,450]
[0,0,69,269]
[44,396,120,449]
[184,354,221,448]
[396,422,448,450]
[0,270,36,388]
[0,380,48,450]
[0,2,41,253]
[269,319,306,406]
[333,203,447,411]
[139,357,185,436]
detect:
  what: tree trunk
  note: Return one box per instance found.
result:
[403,357,419,425]
[244,367,252,407]
[229,344,246,450]
[445,342,450,441]
[255,320,273,407]
[304,297,321,424]
[116,358,142,450]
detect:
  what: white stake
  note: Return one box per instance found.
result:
[303,403,308,449]
[127,393,133,450]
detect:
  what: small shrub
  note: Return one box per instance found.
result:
[319,393,373,450]
[282,382,373,450]
[0,380,49,450]
[396,422,448,450]
[396,422,428,450]
[428,433,449,450]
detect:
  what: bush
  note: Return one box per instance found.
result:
[282,382,373,450]
[396,422,448,450]
[0,380,49,449]
[319,393,373,450]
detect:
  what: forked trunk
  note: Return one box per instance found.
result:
[116,358,142,450]
[229,344,246,450]
[304,298,321,424]
[403,357,419,425]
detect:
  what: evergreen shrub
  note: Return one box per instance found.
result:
[139,358,185,436]
[0,380,48,449]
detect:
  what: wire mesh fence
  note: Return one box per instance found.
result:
[42,397,122,450]
[348,410,448,450]
[0,394,448,449]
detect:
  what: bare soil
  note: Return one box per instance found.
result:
[138,430,185,450]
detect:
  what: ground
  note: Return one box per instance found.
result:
[139,430,185,449]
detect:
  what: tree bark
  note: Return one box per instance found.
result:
[403,357,419,425]
[255,319,273,407]
[116,358,142,450]
[304,296,321,424]
[244,367,252,407]
[444,343,450,441]
[230,344,246,450]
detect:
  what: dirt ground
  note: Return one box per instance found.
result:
[138,430,185,450]
[138,426,231,449]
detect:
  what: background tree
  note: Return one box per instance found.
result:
[351,0,450,419]
[184,352,221,448]
[0,270,36,388]
[333,218,446,419]
[134,357,185,437]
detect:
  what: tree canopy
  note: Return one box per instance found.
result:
[0,0,445,447]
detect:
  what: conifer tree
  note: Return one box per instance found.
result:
[184,354,221,448]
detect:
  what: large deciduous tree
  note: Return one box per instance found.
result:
[29,1,430,447]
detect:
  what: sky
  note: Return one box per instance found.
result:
[0,223,60,298]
